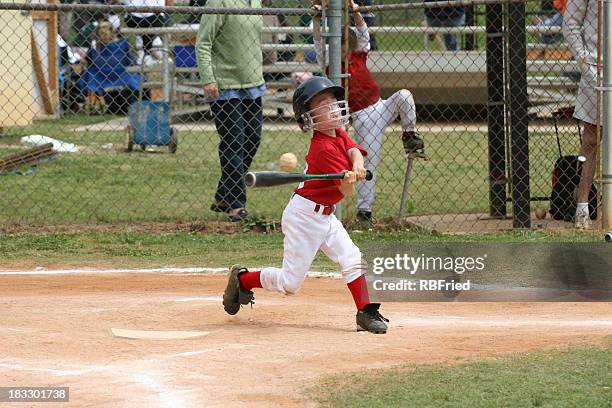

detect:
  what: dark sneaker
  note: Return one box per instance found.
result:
[228,208,249,222]
[210,200,230,213]
[356,210,372,225]
[402,131,425,153]
[222,264,255,315]
[356,303,389,334]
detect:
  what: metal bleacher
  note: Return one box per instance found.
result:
[121,23,580,120]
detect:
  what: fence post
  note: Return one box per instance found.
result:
[328,0,343,220]
[465,4,475,50]
[162,33,172,101]
[486,2,507,218]
[507,0,531,228]
[602,0,612,229]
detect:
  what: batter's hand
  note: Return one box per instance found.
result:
[341,170,357,184]
[352,163,367,181]
[203,83,220,99]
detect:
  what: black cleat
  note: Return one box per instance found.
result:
[222,264,255,315]
[402,131,425,154]
[356,210,372,226]
[356,303,389,334]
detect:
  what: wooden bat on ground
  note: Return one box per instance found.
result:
[245,170,373,188]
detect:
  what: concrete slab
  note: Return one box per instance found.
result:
[401,211,594,234]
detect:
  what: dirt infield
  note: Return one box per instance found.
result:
[1,271,611,407]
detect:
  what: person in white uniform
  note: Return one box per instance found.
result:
[313,0,423,225]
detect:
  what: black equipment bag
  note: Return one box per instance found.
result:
[549,114,598,221]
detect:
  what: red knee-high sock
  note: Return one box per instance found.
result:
[239,271,262,291]
[347,275,370,310]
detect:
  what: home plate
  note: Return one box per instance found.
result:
[111,328,210,340]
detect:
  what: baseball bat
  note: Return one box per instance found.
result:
[245,170,373,188]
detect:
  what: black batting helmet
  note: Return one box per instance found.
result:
[292,76,345,125]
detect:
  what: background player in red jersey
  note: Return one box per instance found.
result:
[313,0,424,225]
[222,77,389,334]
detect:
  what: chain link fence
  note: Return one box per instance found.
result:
[0,0,607,232]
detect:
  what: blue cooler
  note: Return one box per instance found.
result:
[126,101,178,153]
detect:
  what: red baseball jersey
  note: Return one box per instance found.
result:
[294,128,368,206]
[344,51,381,113]
[316,26,380,113]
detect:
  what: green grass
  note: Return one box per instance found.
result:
[0,229,602,269]
[312,343,612,408]
[0,230,287,268]
[0,114,577,227]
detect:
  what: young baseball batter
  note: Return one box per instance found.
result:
[222,76,389,334]
[313,0,424,224]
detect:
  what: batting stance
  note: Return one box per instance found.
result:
[314,0,424,224]
[222,77,389,334]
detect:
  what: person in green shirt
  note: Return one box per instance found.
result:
[196,0,265,222]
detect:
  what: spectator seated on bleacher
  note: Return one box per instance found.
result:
[124,0,170,65]
[71,10,121,62]
[79,22,142,114]
[533,0,567,45]
[424,0,465,51]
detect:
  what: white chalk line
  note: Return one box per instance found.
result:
[0,267,227,276]
[165,344,255,359]
[0,266,342,278]
[131,372,190,408]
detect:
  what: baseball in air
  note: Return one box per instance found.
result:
[279,152,298,172]
[535,207,547,219]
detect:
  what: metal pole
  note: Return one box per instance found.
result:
[398,157,415,224]
[120,24,560,36]
[602,0,612,228]
[465,4,475,50]
[327,0,342,106]
[507,0,530,228]
[329,0,343,221]
[0,0,528,15]
[162,33,172,102]
[486,3,507,218]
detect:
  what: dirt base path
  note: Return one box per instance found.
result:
[1,272,610,407]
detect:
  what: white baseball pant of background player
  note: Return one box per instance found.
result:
[352,90,417,212]
[260,194,363,294]
[319,24,418,213]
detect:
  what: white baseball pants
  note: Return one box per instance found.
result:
[352,89,417,212]
[260,194,363,294]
